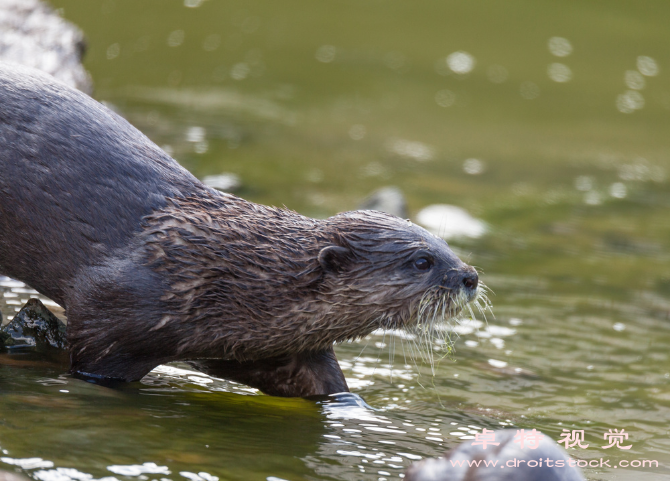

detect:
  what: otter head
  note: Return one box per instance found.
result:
[318,210,480,337]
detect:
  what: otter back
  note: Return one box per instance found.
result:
[0,63,208,304]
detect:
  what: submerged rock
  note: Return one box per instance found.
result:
[405,429,584,481]
[0,0,92,93]
[0,298,67,352]
[358,186,409,218]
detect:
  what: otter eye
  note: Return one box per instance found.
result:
[414,257,432,271]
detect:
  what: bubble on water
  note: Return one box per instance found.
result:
[194,141,208,154]
[202,34,221,51]
[575,175,593,191]
[230,62,250,80]
[548,37,572,57]
[349,124,366,140]
[241,16,261,34]
[384,51,406,70]
[487,64,508,83]
[609,182,627,198]
[637,56,659,76]
[520,81,540,99]
[306,169,324,183]
[106,43,120,60]
[618,158,665,182]
[386,138,435,161]
[316,45,336,63]
[134,36,150,52]
[362,162,386,177]
[624,70,645,90]
[613,323,626,331]
[616,90,644,113]
[584,191,601,205]
[186,126,206,143]
[548,63,572,82]
[184,0,204,7]
[463,158,485,175]
[446,51,475,74]
[435,89,456,108]
[167,30,185,47]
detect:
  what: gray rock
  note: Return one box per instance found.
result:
[1,298,67,352]
[0,0,92,93]
[405,429,584,481]
[358,186,408,218]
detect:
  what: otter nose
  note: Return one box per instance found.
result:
[461,270,478,291]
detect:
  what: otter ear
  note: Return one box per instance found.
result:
[318,246,352,273]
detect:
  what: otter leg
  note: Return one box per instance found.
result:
[188,347,349,397]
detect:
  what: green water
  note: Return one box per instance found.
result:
[2,0,670,479]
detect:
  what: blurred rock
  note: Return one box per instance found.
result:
[405,429,584,481]
[358,186,408,218]
[0,471,30,481]
[202,173,241,192]
[416,204,487,240]
[0,0,92,93]
[1,298,67,352]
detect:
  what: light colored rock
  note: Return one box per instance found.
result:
[0,0,92,93]
[416,204,487,240]
[358,186,408,218]
[202,173,241,192]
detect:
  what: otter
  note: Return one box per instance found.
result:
[0,63,479,397]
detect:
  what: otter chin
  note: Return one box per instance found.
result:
[0,63,480,397]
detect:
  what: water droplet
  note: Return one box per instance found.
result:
[230,62,250,80]
[349,124,366,140]
[446,51,476,74]
[637,56,659,76]
[487,64,508,83]
[624,70,645,90]
[547,63,572,82]
[315,45,336,63]
[520,81,540,99]
[609,182,627,198]
[106,43,120,60]
[435,89,456,107]
[548,37,572,57]
[463,158,485,175]
[616,90,644,113]
[203,34,221,52]
[575,176,593,191]
[167,29,185,47]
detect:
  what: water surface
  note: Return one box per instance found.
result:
[2,1,670,479]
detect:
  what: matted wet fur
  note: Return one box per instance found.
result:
[0,63,480,397]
